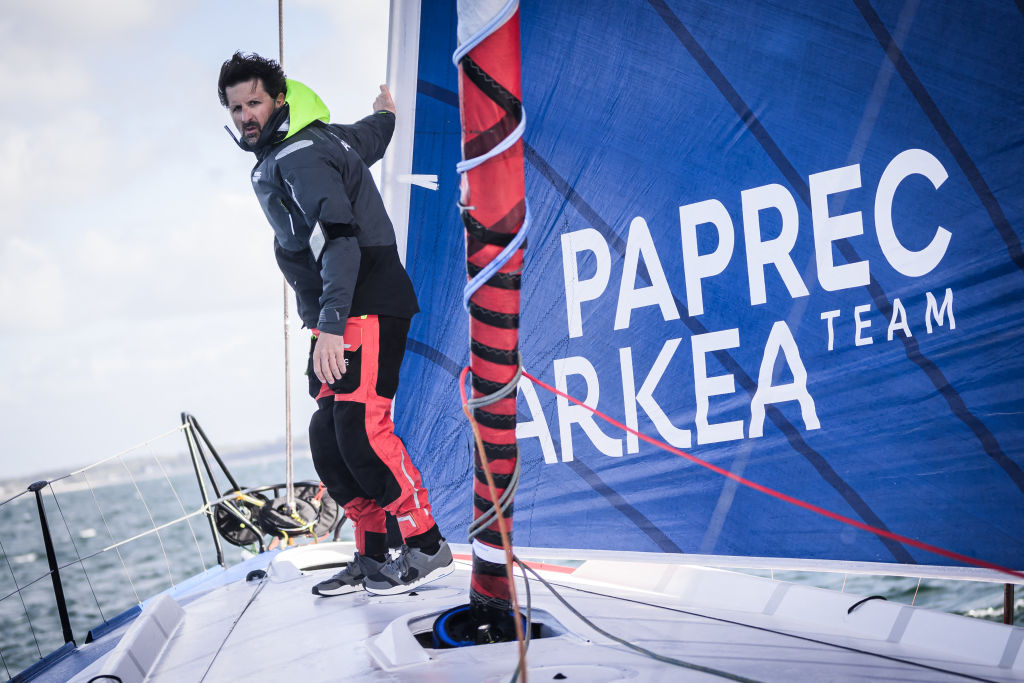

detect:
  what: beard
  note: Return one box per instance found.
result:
[242,123,261,143]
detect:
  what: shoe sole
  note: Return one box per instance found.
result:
[312,583,363,597]
[363,564,455,596]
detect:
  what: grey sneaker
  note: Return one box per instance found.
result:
[312,553,384,596]
[363,541,455,595]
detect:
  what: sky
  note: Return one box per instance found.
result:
[0,1,391,478]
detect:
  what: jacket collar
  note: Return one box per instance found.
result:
[225,79,330,157]
[226,103,291,157]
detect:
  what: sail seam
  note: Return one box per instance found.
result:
[647,0,1023,498]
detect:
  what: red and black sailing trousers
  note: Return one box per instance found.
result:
[307,315,441,559]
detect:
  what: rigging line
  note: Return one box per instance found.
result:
[118,457,176,589]
[403,335,684,557]
[277,0,284,65]
[0,488,30,509]
[546,581,999,683]
[97,507,211,554]
[459,367,528,674]
[150,450,209,570]
[0,570,67,602]
[520,141,913,564]
[410,72,904,552]
[27,503,226,575]
[522,369,1024,582]
[46,482,107,624]
[403,338,681,552]
[0,533,43,660]
[456,1,528,666]
[465,370,523,535]
[59,424,188,481]
[278,0,295,510]
[91,484,287,555]
[38,549,117,577]
[516,561,760,682]
[29,500,217,575]
[0,640,9,681]
[81,469,143,606]
[199,577,268,683]
[509,556,534,683]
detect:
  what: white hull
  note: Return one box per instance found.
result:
[55,542,1023,682]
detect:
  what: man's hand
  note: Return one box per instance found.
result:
[374,84,396,114]
[313,331,347,383]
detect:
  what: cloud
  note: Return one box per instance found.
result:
[0,35,94,105]
[0,184,281,334]
[0,1,392,479]
[0,238,66,332]
[0,113,118,231]
[5,0,184,36]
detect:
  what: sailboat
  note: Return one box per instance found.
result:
[6,0,1024,680]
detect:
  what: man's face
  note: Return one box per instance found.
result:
[225,78,285,145]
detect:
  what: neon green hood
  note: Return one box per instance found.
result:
[283,78,330,139]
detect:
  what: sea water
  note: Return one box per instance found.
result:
[0,453,1019,677]
[0,454,333,676]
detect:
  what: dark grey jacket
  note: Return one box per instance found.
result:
[245,85,418,335]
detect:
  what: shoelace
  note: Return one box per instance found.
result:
[383,545,412,579]
[328,556,362,582]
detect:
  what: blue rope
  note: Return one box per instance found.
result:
[452,0,520,65]
[463,208,531,309]
[455,0,530,309]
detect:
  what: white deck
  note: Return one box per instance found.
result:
[60,542,1024,682]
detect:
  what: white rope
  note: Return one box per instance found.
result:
[99,507,213,554]
[118,457,176,588]
[97,485,272,554]
[0,533,43,660]
[81,468,143,605]
[455,111,527,174]
[452,0,519,64]
[151,451,208,567]
[63,424,187,479]
[453,0,532,310]
[46,482,108,623]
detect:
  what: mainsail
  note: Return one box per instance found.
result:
[392,0,1024,569]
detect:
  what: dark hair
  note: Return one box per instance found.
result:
[217,51,287,107]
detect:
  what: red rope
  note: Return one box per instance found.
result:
[521,369,1024,581]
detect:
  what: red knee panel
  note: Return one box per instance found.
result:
[343,497,386,555]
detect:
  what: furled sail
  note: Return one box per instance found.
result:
[391,0,1024,568]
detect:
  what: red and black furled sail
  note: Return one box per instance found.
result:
[455,1,528,625]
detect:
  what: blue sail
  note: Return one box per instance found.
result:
[394,0,1024,567]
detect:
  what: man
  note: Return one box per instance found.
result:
[217,51,452,596]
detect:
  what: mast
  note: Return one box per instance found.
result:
[278,0,295,512]
[456,0,528,636]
